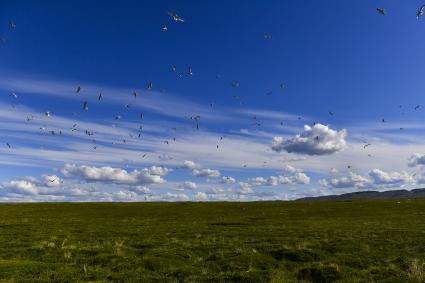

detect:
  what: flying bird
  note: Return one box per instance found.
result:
[146,81,153,90]
[162,25,168,32]
[9,92,18,99]
[98,93,103,100]
[376,8,386,15]
[170,65,176,72]
[83,101,88,111]
[329,111,334,116]
[9,21,16,30]
[263,33,272,40]
[45,111,51,117]
[188,66,193,76]
[417,5,425,19]
[231,81,240,88]
[133,92,138,98]
[363,143,371,149]
[167,11,185,22]
[6,143,11,148]
[415,105,420,111]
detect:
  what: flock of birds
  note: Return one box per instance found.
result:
[2,6,425,173]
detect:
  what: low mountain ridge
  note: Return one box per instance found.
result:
[296,188,425,201]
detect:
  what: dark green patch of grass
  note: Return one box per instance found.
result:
[0,200,424,282]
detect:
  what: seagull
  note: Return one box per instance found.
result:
[146,81,153,90]
[76,86,81,93]
[115,115,122,120]
[415,105,420,111]
[363,143,371,149]
[382,118,385,123]
[167,11,185,22]
[6,143,11,148]
[263,33,272,40]
[170,65,176,72]
[140,113,144,119]
[9,21,16,30]
[142,153,147,158]
[329,111,334,116]
[10,92,18,99]
[133,92,138,98]
[417,5,425,19]
[45,111,51,117]
[376,8,386,15]
[162,25,168,32]
[188,66,193,76]
[98,93,103,100]
[83,101,88,111]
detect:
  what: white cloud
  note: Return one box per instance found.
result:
[321,172,371,189]
[249,177,268,186]
[408,153,425,167]
[221,176,236,184]
[113,190,137,201]
[194,192,208,201]
[181,181,197,190]
[237,182,253,194]
[181,160,200,170]
[192,168,221,178]
[267,172,310,186]
[42,174,62,187]
[1,180,39,195]
[61,164,168,185]
[161,192,190,201]
[205,187,225,194]
[130,186,151,194]
[368,169,412,186]
[281,165,299,174]
[272,124,347,155]
[148,166,172,176]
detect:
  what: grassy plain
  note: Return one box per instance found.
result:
[0,200,424,282]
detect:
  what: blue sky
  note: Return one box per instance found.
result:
[2,0,425,202]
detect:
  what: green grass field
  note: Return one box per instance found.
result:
[0,200,424,282]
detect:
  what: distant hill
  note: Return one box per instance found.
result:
[296,188,425,201]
